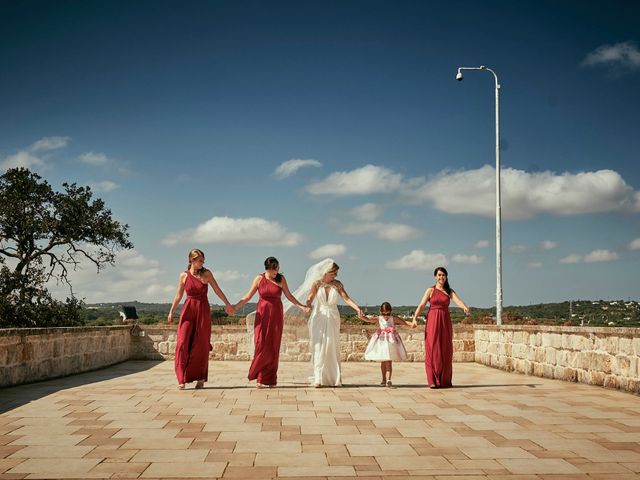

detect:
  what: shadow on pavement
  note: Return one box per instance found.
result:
[0,360,162,415]
[194,382,541,390]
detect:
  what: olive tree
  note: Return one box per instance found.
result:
[0,167,133,327]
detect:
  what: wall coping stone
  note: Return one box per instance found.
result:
[472,324,640,336]
[0,325,132,337]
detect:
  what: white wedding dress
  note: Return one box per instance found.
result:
[308,282,342,386]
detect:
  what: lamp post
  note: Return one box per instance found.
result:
[456,65,502,326]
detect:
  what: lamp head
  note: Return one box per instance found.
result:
[456,70,463,81]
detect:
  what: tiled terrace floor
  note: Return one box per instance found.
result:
[1,361,639,479]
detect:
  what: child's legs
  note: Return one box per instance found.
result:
[386,361,393,380]
[381,361,392,380]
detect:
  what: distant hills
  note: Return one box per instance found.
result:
[83,299,639,327]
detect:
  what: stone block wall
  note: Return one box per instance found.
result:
[0,326,131,388]
[474,325,640,393]
[130,323,476,362]
[4,323,638,394]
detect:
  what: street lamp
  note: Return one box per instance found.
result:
[456,65,503,326]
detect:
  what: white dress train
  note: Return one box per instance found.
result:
[308,283,342,386]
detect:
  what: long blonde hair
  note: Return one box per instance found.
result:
[187,249,207,276]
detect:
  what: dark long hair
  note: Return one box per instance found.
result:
[380,302,392,314]
[434,266,451,296]
[264,256,282,283]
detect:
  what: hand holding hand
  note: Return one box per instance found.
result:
[411,319,418,329]
[301,305,311,314]
[225,304,235,316]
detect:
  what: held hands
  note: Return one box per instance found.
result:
[225,304,235,316]
[300,305,312,314]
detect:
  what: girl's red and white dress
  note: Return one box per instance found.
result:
[364,315,408,361]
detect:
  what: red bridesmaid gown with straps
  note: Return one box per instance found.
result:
[174,271,212,384]
[424,286,454,388]
[248,274,284,386]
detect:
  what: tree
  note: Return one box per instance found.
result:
[0,168,133,327]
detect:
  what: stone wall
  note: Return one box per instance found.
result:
[0,326,131,388]
[3,323,638,394]
[130,323,476,362]
[474,325,640,393]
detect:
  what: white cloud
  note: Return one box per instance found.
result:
[1,136,71,172]
[48,249,174,303]
[629,238,640,251]
[452,254,484,264]
[583,249,619,263]
[308,244,346,259]
[541,240,558,250]
[385,250,447,270]
[582,41,640,71]
[29,136,70,152]
[274,159,322,179]
[560,254,582,264]
[407,166,640,219]
[474,240,490,249]
[79,151,112,166]
[162,216,303,247]
[306,164,403,196]
[509,245,527,254]
[89,181,119,192]
[376,224,421,241]
[213,270,249,282]
[347,203,384,221]
[559,250,619,264]
[527,261,543,268]
[338,222,420,241]
[0,151,46,171]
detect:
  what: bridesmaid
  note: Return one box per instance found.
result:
[234,257,310,388]
[411,267,470,388]
[167,249,234,390]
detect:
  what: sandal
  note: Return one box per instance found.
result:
[195,381,205,389]
[379,381,386,386]
[177,384,185,390]
[386,381,393,388]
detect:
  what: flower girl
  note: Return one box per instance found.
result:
[360,302,411,387]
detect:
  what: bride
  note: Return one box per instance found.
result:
[294,259,363,387]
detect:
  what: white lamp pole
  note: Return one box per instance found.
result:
[456,65,503,326]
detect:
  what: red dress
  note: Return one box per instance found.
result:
[424,286,453,388]
[248,274,284,386]
[174,271,211,384]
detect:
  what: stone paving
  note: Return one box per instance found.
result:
[1,360,639,479]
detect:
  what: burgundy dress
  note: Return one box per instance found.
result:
[248,274,284,386]
[424,286,453,388]
[174,271,212,384]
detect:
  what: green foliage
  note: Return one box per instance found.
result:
[0,168,133,327]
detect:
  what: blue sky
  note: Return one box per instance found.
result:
[1,1,639,307]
